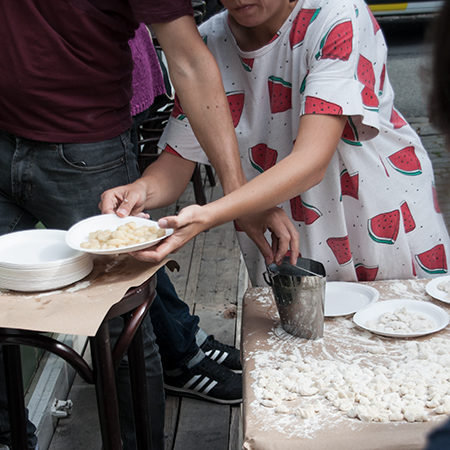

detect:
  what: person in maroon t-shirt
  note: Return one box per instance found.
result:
[0,2,299,449]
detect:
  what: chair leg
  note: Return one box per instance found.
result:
[90,324,122,450]
[3,345,28,450]
[191,164,207,205]
[127,326,152,450]
[205,165,216,187]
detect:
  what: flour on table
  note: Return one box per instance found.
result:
[248,316,449,439]
[366,307,436,334]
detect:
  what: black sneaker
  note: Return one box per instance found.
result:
[164,357,242,404]
[200,335,242,373]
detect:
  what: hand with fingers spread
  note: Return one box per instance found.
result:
[235,207,300,266]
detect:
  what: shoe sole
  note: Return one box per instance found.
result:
[164,384,242,405]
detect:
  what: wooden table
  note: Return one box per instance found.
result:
[241,279,450,450]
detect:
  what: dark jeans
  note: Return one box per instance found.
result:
[0,129,198,449]
[152,270,199,370]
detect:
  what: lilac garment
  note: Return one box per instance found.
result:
[129,24,166,117]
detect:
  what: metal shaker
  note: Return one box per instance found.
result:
[264,257,326,339]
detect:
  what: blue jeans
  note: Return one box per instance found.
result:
[0,129,198,449]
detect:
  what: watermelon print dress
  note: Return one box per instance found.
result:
[158,0,450,286]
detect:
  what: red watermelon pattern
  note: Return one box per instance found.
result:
[355,263,379,281]
[387,146,422,176]
[163,143,182,157]
[432,184,441,213]
[171,95,186,120]
[357,55,379,111]
[289,8,321,49]
[341,118,361,146]
[315,20,353,61]
[368,210,400,244]
[379,64,386,96]
[290,196,322,224]
[415,244,448,274]
[305,96,343,115]
[268,76,292,113]
[390,108,407,129]
[249,144,278,173]
[226,91,244,127]
[340,169,359,199]
[240,57,254,72]
[367,6,381,34]
[400,201,416,233]
[327,236,353,265]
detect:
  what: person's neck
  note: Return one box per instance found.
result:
[228,1,298,52]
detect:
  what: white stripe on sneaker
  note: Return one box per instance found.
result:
[183,374,201,389]
[203,380,218,394]
[210,350,221,360]
[194,376,210,392]
[216,352,228,364]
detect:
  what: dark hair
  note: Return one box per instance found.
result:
[429,0,450,142]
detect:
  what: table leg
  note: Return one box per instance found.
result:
[127,325,152,450]
[90,323,122,450]
[3,344,28,450]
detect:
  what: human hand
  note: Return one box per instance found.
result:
[98,180,149,218]
[128,204,208,263]
[235,207,300,266]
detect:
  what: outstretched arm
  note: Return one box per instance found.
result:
[151,16,246,194]
[135,114,346,262]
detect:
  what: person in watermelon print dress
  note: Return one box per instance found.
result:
[100,0,449,285]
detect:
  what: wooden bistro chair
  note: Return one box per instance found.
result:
[0,275,157,450]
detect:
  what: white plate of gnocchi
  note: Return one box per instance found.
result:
[353,299,449,338]
[426,275,450,304]
[65,214,173,255]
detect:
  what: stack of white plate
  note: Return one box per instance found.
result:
[0,229,93,292]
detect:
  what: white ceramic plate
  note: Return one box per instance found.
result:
[353,299,449,338]
[65,214,173,255]
[324,282,379,317]
[426,275,450,304]
[0,229,84,267]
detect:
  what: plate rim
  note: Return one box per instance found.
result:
[353,298,449,338]
[0,229,85,268]
[324,281,379,317]
[425,275,450,304]
[65,214,173,255]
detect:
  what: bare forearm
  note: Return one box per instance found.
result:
[198,114,346,228]
[139,153,195,209]
[152,17,246,194]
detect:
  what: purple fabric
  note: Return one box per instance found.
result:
[129,24,166,117]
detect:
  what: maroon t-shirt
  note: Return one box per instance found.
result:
[0,0,193,143]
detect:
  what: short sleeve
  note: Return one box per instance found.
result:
[300,3,382,142]
[158,116,210,165]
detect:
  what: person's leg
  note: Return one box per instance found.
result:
[151,268,200,370]
[0,130,40,449]
[110,313,165,450]
[0,130,164,447]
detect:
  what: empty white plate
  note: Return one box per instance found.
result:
[0,229,93,291]
[426,275,450,304]
[324,282,379,317]
[0,229,85,267]
[353,299,449,338]
[66,214,173,255]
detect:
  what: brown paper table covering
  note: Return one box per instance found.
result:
[242,279,450,450]
[0,255,169,336]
